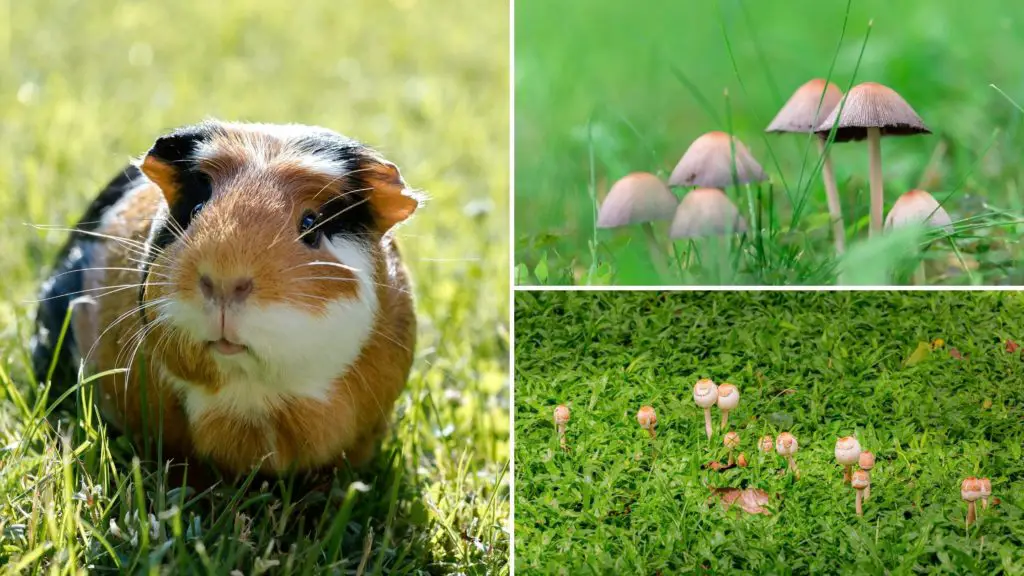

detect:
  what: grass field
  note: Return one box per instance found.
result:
[515,291,1024,573]
[514,0,1024,285]
[0,0,509,572]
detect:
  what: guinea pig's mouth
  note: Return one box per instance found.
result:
[208,338,248,356]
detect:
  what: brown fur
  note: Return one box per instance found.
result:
[80,124,417,475]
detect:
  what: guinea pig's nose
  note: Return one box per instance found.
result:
[199,274,253,303]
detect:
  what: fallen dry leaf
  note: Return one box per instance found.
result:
[709,487,772,515]
[950,348,965,360]
[1006,339,1020,354]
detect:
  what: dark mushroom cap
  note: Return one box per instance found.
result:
[815,82,931,142]
[766,79,844,133]
[668,131,766,188]
[596,172,678,228]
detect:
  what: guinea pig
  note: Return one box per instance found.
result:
[30,120,421,474]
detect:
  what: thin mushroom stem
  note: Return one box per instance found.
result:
[557,423,567,450]
[787,455,799,479]
[703,408,713,439]
[844,465,852,483]
[865,483,871,501]
[720,410,729,432]
[816,138,845,254]
[867,127,884,236]
[982,497,989,510]
[856,490,864,516]
[641,222,670,279]
[647,427,656,440]
[967,501,977,526]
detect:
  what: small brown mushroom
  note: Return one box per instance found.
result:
[962,477,983,526]
[851,469,870,516]
[669,188,747,239]
[885,189,954,284]
[775,432,799,478]
[553,405,570,451]
[859,451,875,500]
[636,405,657,439]
[723,431,740,466]
[834,436,862,483]
[759,435,774,454]
[737,453,748,468]
[980,478,992,509]
[716,383,740,431]
[815,82,931,236]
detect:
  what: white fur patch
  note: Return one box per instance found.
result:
[161,236,378,423]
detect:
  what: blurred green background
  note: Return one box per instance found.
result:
[515,0,1024,285]
[0,0,508,572]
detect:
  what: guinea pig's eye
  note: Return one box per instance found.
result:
[191,202,205,219]
[299,210,321,247]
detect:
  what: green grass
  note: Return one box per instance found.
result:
[0,0,509,572]
[514,291,1024,573]
[514,0,1024,285]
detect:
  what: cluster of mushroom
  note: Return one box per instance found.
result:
[834,436,876,516]
[595,79,953,283]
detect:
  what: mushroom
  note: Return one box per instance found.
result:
[859,451,875,500]
[636,405,657,439]
[669,188,747,239]
[716,383,740,431]
[815,82,931,236]
[834,436,862,483]
[979,478,992,509]
[775,432,799,478]
[723,431,740,466]
[596,172,678,277]
[553,405,570,450]
[759,435,774,454]
[851,469,870,516]
[693,379,719,439]
[962,477,983,526]
[766,79,846,254]
[884,189,954,284]
[669,131,767,189]
[737,453,748,468]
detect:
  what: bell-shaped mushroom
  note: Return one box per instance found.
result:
[834,436,862,483]
[851,469,871,516]
[885,189,954,285]
[723,431,740,466]
[767,79,847,254]
[962,477,983,526]
[759,435,775,454]
[776,432,799,478]
[693,379,719,439]
[669,188,747,239]
[597,172,678,277]
[859,451,876,500]
[553,405,570,451]
[636,405,657,439]
[979,478,992,509]
[816,82,930,236]
[716,383,740,431]
[669,132,766,189]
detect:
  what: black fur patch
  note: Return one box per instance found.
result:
[294,132,378,239]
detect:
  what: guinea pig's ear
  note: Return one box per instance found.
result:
[138,124,212,205]
[364,159,423,233]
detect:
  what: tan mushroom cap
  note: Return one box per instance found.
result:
[859,451,876,470]
[669,188,748,239]
[693,378,719,408]
[759,435,775,453]
[636,406,657,429]
[961,477,983,501]
[596,172,678,228]
[835,436,862,465]
[884,189,953,234]
[553,405,570,425]
[979,478,992,497]
[717,383,740,411]
[851,469,870,489]
[776,432,798,456]
[766,79,844,133]
[668,131,767,188]
[724,431,741,449]
[815,82,931,142]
